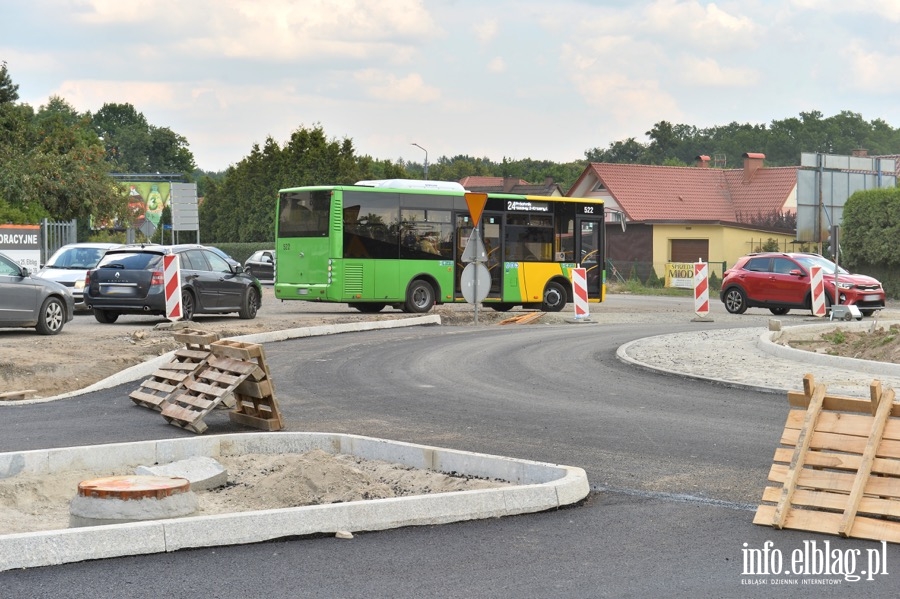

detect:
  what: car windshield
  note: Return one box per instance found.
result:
[96,251,162,270]
[792,254,849,275]
[47,247,107,269]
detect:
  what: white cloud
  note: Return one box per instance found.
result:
[843,43,900,93]
[72,0,441,62]
[487,57,506,73]
[474,19,499,44]
[642,0,759,49]
[679,57,760,87]
[353,70,441,103]
[789,0,900,22]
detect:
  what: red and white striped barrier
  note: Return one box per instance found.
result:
[571,267,589,319]
[163,253,183,321]
[809,265,826,317]
[693,261,709,317]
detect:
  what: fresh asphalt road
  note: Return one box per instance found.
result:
[2,318,899,597]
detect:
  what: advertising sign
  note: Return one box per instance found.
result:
[665,262,694,289]
[123,181,172,234]
[0,224,40,269]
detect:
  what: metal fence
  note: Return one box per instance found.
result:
[606,260,728,290]
[40,219,77,265]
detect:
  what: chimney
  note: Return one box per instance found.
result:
[695,155,710,168]
[742,152,765,183]
[852,148,868,157]
[503,176,517,192]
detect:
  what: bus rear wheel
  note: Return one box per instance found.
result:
[404,280,435,313]
[350,303,386,313]
[542,282,567,312]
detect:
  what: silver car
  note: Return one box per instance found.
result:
[36,242,121,311]
[0,251,75,335]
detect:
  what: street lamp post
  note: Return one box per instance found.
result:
[411,143,428,180]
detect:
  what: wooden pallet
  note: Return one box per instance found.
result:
[754,373,900,543]
[212,339,284,432]
[498,312,544,325]
[130,330,220,411]
[159,339,282,434]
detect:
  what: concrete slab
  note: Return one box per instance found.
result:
[0,432,589,571]
[135,456,228,491]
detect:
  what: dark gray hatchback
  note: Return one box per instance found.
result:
[84,244,262,323]
[0,250,75,335]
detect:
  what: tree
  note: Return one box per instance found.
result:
[199,124,402,243]
[841,187,900,267]
[585,138,645,163]
[0,61,18,105]
[89,102,195,173]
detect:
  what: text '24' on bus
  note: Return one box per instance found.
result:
[273,179,605,314]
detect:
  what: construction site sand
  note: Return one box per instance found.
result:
[0,449,509,535]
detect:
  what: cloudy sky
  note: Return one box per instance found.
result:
[3,0,899,172]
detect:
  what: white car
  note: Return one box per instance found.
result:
[36,243,122,311]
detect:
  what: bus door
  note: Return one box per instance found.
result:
[454,212,503,299]
[575,217,603,298]
[482,213,502,296]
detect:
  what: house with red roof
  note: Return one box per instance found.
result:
[459,176,564,196]
[566,153,800,281]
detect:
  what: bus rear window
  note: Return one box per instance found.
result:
[278,191,331,237]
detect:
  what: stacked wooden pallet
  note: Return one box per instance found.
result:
[755,373,900,543]
[158,339,283,434]
[130,329,220,411]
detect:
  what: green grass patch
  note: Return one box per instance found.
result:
[607,281,694,297]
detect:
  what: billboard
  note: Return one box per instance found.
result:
[124,181,171,232]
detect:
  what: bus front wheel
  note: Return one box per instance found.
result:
[404,280,435,313]
[542,282,567,312]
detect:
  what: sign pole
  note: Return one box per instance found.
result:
[464,192,489,325]
[473,222,480,326]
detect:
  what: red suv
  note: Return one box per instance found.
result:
[720,252,885,317]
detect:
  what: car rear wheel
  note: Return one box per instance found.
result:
[769,307,790,315]
[861,309,876,317]
[182,290,196,321]
[723,287,747,314]
[93,309,119,324]
[36,297,66,335]
[404,280,434,313]
[239,287,260,319]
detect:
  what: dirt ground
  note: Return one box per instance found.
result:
[782,322,900,363]
[0,449,510,535]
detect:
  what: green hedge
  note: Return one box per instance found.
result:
[212,242,274,265]
[848,263,900,300]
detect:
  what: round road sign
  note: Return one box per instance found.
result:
[460,262,491,304]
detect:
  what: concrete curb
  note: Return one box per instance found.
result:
[756,319,900,378]
[615,334,785,395]
[0,432,589,571]
[8,315,441,405]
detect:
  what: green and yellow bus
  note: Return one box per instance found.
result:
[273,179,605,313]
